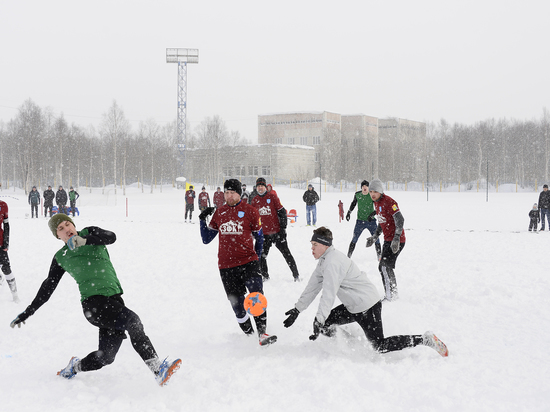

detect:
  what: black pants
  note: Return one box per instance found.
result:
[219,260,267,335]
[185,204,194,219]
[30,204,38,218]
[80,294,157,372]
[529,218,538,231]
[325,302,422,353]
[44,203,53,217]
[261,231,299,279]
[0,250,11,275]
[70,201,77,216]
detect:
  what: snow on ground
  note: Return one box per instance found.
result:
[1,184,548,412]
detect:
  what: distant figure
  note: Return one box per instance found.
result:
[43,185,55,217]
[213,187,225,209]
[538,184,550,231]
[248,185,258,204]
[241,184,250,204]
[68,186,79,217]
[198,186,211,212]
[28,186,41,218]
[266,184,277,198]
[346,180,380,259]
[529,203,540,232]
[56,186,68,215]
[302,184,319,226]
[185,185,196,222]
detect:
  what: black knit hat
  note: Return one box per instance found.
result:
[256,177,267,187]
[224,179,242,196]
[361,180,369,188]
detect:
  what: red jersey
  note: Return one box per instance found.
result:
[0,200,8,247]
[373,194,406,243]
[213,191,225,208]
[185,190,195,205]
[198,192,210,208]
[209,201,262,269]
[250,192,283,235]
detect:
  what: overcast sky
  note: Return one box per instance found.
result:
[1,0,549,142]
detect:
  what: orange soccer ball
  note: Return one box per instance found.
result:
[243,292,268,317]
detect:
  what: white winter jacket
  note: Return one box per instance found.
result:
[295,246,380,324]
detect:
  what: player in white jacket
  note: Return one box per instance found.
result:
[283,226,448,356]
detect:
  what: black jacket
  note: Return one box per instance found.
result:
[538,190,550,209]
[43,189,55,205]
[56,189,68,206]
[303,189,319,206]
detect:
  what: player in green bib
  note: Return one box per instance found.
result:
[10,214,181,386]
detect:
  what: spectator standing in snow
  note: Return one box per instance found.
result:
[213,187,225,209]
[251,177,300,282]
[283,226,448,357]
[302,184,319,226]
[365,179,405,302]
[56,186,68,215]
[346,180,380,259]
[248,185,258,204]
[0,199,19,303]
[241,184,250,204]
[184,185,196,222]
[9,214,181,386]
[198,179,277,346]
[43,185,55,217]
[198,187,211,212]
[529,203,540,232]
[68,187,79,217]
[28,186,41,218]
[538,184,550,231]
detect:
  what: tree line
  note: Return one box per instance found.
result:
[1,99,549,194]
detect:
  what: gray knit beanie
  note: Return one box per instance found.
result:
[369,179,384,194]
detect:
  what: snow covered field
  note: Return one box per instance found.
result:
[1,184,548,412]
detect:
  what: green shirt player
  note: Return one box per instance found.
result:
[10,214,181,386]
[345,180,381,259]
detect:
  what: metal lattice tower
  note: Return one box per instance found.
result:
[166,48,199,178]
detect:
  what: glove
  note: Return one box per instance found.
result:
[366,236,378,248]
[67,235,87,251]
[199,207,215,221]
[391,238,400,254]
[283,308,300,328]
[346,211,351,221]
[367,211,376,222]
[10,309,33,328]
[309,319,324,341]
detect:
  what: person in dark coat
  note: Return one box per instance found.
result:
[56,186,68,215]
[529,203,540,232]
[302,184,320,226]
[538,184,550,231]
[28,186,41,218]
[43,185,55,217]
[185,185,196,222]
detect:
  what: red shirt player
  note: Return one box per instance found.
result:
[366,179,405,302]
[213,187,225,209]
[250,177,300,281]
[199,179,276,346]
[198,187,211,211]
[0,200,19,302]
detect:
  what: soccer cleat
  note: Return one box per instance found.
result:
[156,358,182,386]
[422,331,449,357]
[57,356,80,379]
[259,333,277,346]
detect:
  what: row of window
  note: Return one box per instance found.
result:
[275,136,321,145]
[223,166,271,176]
[260,119,323,126]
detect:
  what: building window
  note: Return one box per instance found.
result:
[248,166,254,175]
[313,136,320,145]
[275,138,283,144]
[262,166,271,175]
[287,137,295,145]
[300,136,308,145]
[315,152,320,162]
[253,166,259,175]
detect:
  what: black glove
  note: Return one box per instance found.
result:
[199,207,215,221]
[367,211,376,222]
[346,211,351,221]
[366,235,378,248]
[391,238,400,254]
[283,308,300,328]
[10,308,34,329]
[309,319,324,341]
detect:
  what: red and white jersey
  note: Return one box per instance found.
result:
[0,201,8,246]
[213,191,225,208]
[250,192,283,235]
[373,194,406,243]
[209,201,262,269]
[198,192,210,208]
